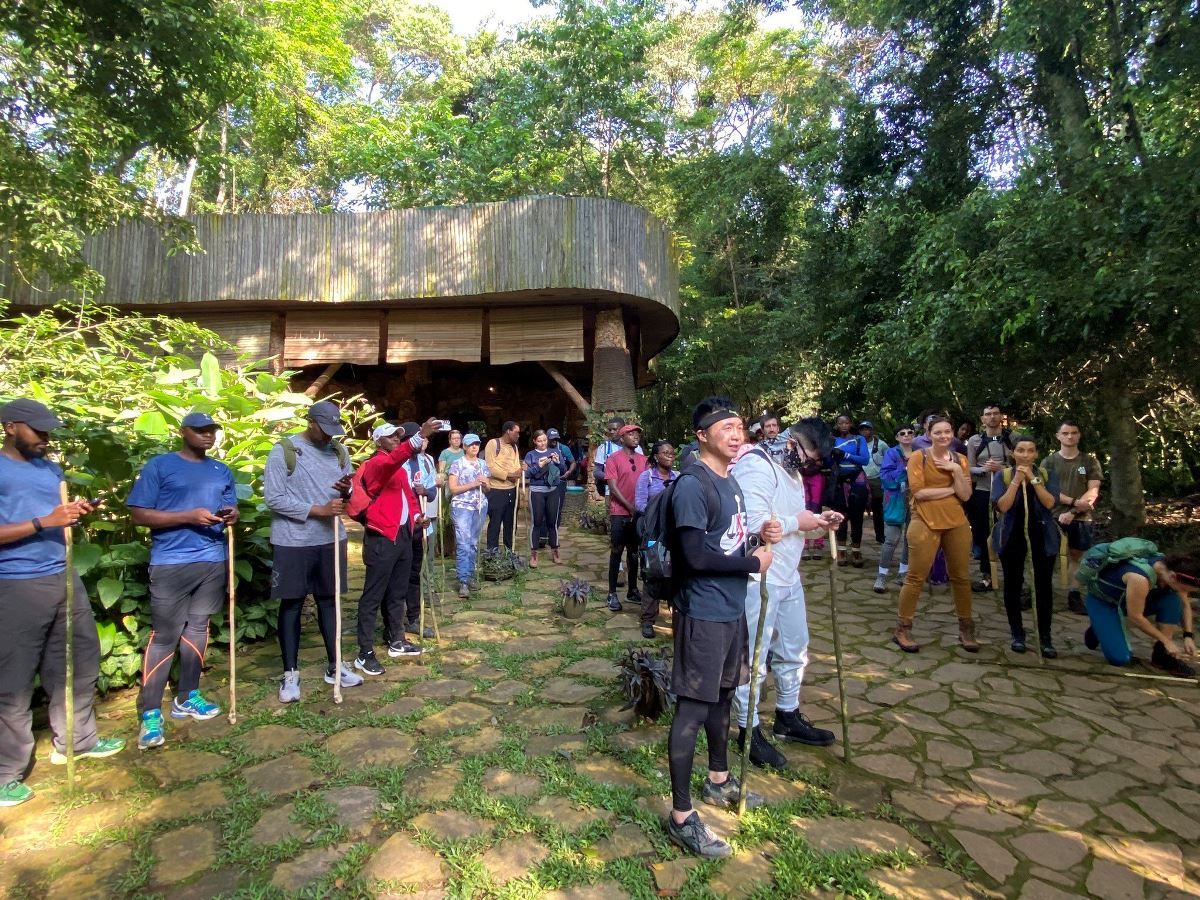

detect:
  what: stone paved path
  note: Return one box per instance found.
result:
[1,523,1197,898]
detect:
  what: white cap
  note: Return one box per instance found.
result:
[371,422,402,442]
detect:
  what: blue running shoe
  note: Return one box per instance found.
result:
[138,710,165,750]
[171,690,221,720]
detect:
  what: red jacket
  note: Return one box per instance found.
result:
[359,438,422,541]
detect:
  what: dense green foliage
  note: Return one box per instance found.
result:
[3,0,1198,531]
[0,306,370,690]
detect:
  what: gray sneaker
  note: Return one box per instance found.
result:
[279,669,301,703]
[872,574,888,593]
[701,774,765,810]
[894,572,907,585]
[458,582,470,598]
[666,810,732,858]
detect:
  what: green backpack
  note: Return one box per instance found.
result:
[279,436,349,475]
[1076,537,1159,606]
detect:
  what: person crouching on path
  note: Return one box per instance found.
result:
[893,416,977,653]
[352,419,440,675]
[665,396,775,858]
[264,401,361,703]
[731,420,841,770]
[0,400,124,807]
[991,436,1061,658]
[128,412,237,750]
[605,423,648,612]
[448,434,490,597]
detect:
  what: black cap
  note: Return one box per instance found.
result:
[400,421,421,440]
[307,400,345,437]
[858,420,874,430]
[0,399,64,432]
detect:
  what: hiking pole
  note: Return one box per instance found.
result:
[738,511,775,818]
[1058,531,1069,590]
[332,513,343,705]
[226,525,238,724]
[1021,483,1044,666]
[827,531,852,764]
[59,482,76,787]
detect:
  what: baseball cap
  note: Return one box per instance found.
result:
[181,411,218,429]
[617,423,642,437]
[0,399,64,431]
[400,421,421,440]
[371,422,402,442]
[463,433,481,446]
[546,428,560,440]
[858,420,874,430]
[307,400,345,436]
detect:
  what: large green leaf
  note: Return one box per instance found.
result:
[72,542,103,575]
[96,621,116,656]
[97,577,124,609]
[133,410,170,437]
[200,352,222,398]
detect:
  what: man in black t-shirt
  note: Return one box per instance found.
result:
[664,396,778,859]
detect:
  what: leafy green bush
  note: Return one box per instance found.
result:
[0,305,371,691]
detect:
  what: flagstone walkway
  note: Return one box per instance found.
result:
[0,525,1197,898]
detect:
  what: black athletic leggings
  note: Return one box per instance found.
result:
[530,489,561,549]
[668,687,733,812]
[834,474,869,546]
[278,595,337,671]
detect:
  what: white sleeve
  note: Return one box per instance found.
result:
[733,454,777,535]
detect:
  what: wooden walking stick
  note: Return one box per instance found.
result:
[1058,530,1069,589]
[226,526,238,724]
[59,482,76,786]
[332,514,343,705]
[738,512,775,818]
[828,531,852,764]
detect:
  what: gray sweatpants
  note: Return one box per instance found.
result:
[0,571,100,782]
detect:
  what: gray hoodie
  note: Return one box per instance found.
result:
[264,432,353,547]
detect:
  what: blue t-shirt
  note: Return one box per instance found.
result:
[0,454,67,579]
[127,452,236,565]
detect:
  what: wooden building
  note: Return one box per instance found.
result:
[3,196,681,438]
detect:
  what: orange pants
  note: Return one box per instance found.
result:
[897,518,973,620]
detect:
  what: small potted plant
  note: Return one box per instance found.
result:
[618,647,674,722]
[559,577,593,619]
[480,548,527,582]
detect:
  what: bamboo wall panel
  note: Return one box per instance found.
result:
[387,309,482,363]
[186,312,273,367]
[490,307,584,365]
[284,312,380,366]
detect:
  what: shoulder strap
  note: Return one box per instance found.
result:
[280,437,297,476]
[331,440,349,469]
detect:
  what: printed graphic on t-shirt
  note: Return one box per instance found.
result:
[720,499,747,555]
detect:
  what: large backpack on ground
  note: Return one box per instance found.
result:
[1076,538,1160,606]
[637,465,719,604]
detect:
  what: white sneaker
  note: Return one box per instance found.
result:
[279,669,301,703]
[324,662,363,687]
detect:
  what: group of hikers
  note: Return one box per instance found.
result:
[1,395,1197,865]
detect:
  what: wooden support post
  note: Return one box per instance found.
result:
[304,362,342,398]
[539,362,592,416]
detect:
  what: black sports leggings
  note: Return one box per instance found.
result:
[278,595,337,671]
[530,490,562,549]
[668,687,733,812]
[834,475,869,546]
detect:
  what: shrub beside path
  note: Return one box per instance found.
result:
[0,525,1197,898]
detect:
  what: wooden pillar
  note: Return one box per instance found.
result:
[591,308,635,413]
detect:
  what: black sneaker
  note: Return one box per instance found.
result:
[1151,641,1197,678]
[1067,590,1087,616]
[972,578,992,593]
[354,652,385,675]
[641,622,655,639]
[737,726,788,769]
[607,592,622,612]
[1011,637,1027,653]
[1040,641,1058,659]
[1083,627,1099,651]
[772,708,835,747]
[627,587,643,607]
[405,620,435,639]
[387,640,423,658]
[666,810,731,859]
[702,772,765,810]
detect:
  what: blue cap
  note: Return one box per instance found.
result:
[463,433,481,446]
[546,428,560,440]
[181,412,218,429]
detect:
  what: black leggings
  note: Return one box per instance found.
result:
[278,595,337,671]
[999,531,1054,642]
[530,490,561,549]
[834,475,869,546]
[608,514,639,593]
[668,687,733,812]
[139,618,210,714]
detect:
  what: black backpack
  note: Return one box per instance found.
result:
[638,465,720,603]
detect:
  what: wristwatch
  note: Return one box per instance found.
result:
[1030,476,1042,485]
[31,517,44,533]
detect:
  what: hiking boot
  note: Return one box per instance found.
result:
[894,571,907,585]
[171,689,220,720]
[892,618,919,653]
[138,710,165,751]
[325,663,364,687]
[850,547,864,568]
[458,582,470,598]
[666,810,732,859]
[641,622,656,640]
[388,640,423,658]
[529,550,539,568]
[872,574,888,593]
[0,780,33,807]
[607,592,622,612]
[736,726,788,770]
[627,587,643,607]
[958,617,980,652]
[837,552,850,567]
[279,669,301,703]
[702,772,765,809]
[773,708,835,746]
[972,577,992,593]
[1067,590,1087,616]
[354,652,385,676]
[1151,641,1197,678]
[1040,641,1058,659]
[1083,626,1099,651]
[50,736,124,764]
[405,620,435,639]
[1010,637,1027,653]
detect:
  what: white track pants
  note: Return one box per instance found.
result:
[732,579,810,728]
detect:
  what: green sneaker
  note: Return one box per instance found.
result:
[138,710,165,750]
[50,736,125,765]
[0,780,33,807]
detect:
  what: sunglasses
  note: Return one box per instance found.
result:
[897,430,915,436]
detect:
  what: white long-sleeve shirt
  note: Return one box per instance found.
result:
[731,448,808,588]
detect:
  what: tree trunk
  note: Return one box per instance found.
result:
[1102,375,1145,535]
